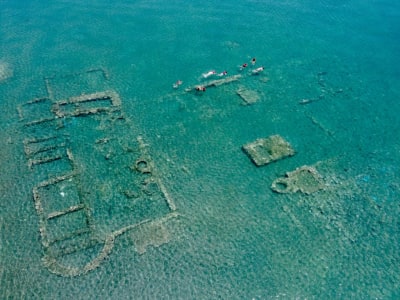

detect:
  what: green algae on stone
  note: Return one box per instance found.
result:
[242,135,295,166]
[271,165,325,195]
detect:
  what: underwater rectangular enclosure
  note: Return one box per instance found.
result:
[1,0,399,298]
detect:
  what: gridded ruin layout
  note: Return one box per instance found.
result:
[18,69,178,277]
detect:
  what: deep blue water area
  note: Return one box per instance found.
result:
[1,0,399,298]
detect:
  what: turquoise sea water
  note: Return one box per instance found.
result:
[1,0,399,298]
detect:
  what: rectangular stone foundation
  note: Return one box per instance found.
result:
[242,135,295,166]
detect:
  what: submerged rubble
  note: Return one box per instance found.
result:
[130,222,170,255]
[236,86,260,105]
[242,135,295,166]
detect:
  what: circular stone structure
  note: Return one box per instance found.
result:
[271,165,324,195]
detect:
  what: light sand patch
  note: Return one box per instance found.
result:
[0,60,13,82]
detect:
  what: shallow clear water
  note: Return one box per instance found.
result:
[1,0,399,298]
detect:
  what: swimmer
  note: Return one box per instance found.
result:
[172,80,183,89]
[239,63,248,71]
[195,85,206,92]
[251,66,264,74]
[251,57,256,65]
[202,70,216,78]
[217,70,228,76]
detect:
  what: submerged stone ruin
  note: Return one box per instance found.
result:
[236,85,260,105]
[19,68,179,277]
[130,221,171,255]
[185,74,242,92]
[242,135,295,166]
[271,165,325,195]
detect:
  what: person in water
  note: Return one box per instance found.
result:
[252,66,264,74]
[202,70,216,78]
[217,70,228,76]
[172,80,183,89]
[195,85,206,92]
[251,57,256,65]
[239,63,248,71]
